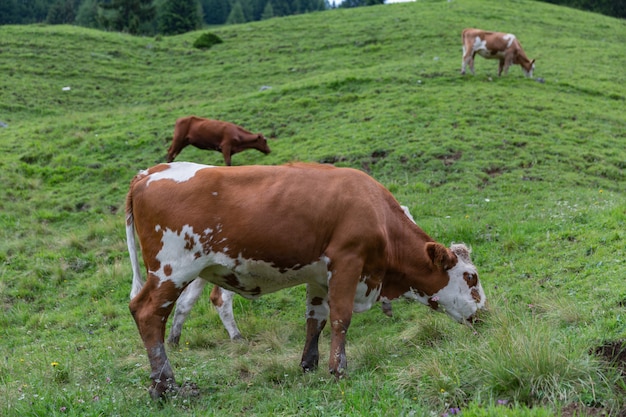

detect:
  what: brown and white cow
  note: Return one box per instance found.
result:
[461,28,535,77]
[126,162,487,399]
[158,206,417,344]
[166,116,271,166]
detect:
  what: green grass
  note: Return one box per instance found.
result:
[1,0,626,415]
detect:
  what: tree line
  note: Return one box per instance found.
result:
[0,0,385,35]
[0,0,622,36]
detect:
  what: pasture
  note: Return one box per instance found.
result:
[1,0,625,415]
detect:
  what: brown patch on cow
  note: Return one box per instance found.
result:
[470,288,481,303]
[464,272,478,288]
[222,274,262,297]
[427,297,439,310]
[184,233,196,251]
[163,264,172,277]
[209,286,224,308]
[311,297,324,306]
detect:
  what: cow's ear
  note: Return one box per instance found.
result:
[425,242,456,270]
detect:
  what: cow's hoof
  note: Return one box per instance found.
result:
[149,379,179,401]
[300,361,318,373]
[329,367,347,379]
[166,336,181,346]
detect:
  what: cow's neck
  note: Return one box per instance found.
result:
[379,215,445,301]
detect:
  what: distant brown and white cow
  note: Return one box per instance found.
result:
[158,206,416,343]
[166,116,271,166]
[126,162,486,399]
[461,28,535,77]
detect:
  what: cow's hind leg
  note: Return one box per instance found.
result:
[461,46,472,75]
[129,276,182,399]
[210,286,242,340]
[300,283,329,372]
[168,278,207,345]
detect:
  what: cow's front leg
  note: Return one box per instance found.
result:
[300,283,329,372]
[326,260,361,377]
[130,277,180,399]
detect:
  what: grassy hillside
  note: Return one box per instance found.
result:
[1,0,625,415]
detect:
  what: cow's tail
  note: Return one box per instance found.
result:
[125,182,145,300]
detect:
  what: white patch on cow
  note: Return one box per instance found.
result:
[503,33,516,48]
[151,224,223,289]
[401,287,430,305]
[431,246,486,323]
[146,162,214,186]
[211,255,331,298]
[307,296,329,322]
[473,35,506,59]
[472,36,487,53]
[155,225,161,232]
[353,278,381,313]
[152,222,334,298]
[161,301,173,308]
[400,205,415,223]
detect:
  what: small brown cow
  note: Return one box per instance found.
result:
[461,28,535,77]
[166,116,271,166]
[126,162,486,399]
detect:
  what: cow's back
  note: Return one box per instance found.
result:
[129,162,391,270]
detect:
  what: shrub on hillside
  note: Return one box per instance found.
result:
[193,32,223,50]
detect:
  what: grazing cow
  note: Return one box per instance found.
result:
[161,206,417,342]
[461,28,535,77]
[126,162,487,399]
[166,116,271,166]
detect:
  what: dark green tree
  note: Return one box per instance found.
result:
[98,0,156,34]
[157,0,201,35]
[200,0,230,24]
[340,0,383,8]
[0,0,18,24]
[47,0,78,24]
[75,0,104,28]
[268,0,290,16]
[260,0,274,19]
[226,1,246,23]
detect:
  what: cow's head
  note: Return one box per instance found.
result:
[255,134,272,155]
[523,59,536,78]
[422,242,486,324]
